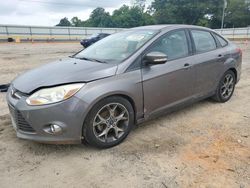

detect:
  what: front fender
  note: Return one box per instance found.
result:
[75,70,144,124]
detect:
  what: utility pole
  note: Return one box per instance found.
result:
[221,0,227,31]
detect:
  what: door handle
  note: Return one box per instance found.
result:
[217,54,224,59]
[183,63,192,69]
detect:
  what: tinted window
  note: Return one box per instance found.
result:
[99,34,108,37]
[148,30,189,60]
[214,34,228,47]
[191,30,216,53]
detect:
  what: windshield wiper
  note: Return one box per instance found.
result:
[78,57,107,64]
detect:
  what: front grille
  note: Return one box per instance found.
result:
[9,105,36,133]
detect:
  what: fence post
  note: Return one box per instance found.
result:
[5,26,9,36]
[247,27,250,40]
[232,27,235,41]
[49,28,52,41]
[68,28,71,41]
[29,27,32,41]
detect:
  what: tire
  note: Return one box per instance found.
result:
[212,70,236,103]
[83,96,134,148]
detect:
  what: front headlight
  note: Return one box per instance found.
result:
[26,83,85,106]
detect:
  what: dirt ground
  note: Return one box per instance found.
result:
[0,42,249,188]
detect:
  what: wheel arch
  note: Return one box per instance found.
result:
[81,93,137,137]
[101,94,137,122]
[228,67,237,81]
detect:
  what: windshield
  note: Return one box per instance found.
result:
[87,33,99,39]
[75,30,158,64]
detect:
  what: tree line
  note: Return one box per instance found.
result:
[56,0,250,29]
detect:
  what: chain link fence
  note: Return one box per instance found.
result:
[0,24,249,42]
[215,27,250,40]
[0,24,123,42]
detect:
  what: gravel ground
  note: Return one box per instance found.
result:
[0,42,249,188]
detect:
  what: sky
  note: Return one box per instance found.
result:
[0,0,152,26]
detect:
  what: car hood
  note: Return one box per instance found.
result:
[12,58,117,94]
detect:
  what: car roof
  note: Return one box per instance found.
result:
[131,24,213,32]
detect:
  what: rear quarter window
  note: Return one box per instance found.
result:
[214,34,228,47]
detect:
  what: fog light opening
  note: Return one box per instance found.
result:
[47,124,63,135]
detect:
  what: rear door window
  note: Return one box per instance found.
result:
[191,30,216,53]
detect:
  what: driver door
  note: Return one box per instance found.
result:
[142,29,196,118]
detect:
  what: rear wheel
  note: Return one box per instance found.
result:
[213,70,236,103]
[83,96,134,148]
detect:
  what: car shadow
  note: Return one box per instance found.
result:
[0,98,215,155]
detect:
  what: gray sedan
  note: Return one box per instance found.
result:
[7,25,242,148]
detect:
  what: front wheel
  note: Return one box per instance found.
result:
[213,70,236,103]
[83,96,134,148]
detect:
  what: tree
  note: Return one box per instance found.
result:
[132,0,146,9]
[56,0,250,29]
[112,5,139,27]
[56,17,72,26]
[150,0,250,28]
[143,10,155,25]
[71,17,82,27]
[112,5,154,28]
[56,3,154,28]
[210,0,250,28]
[87,7,113,27]
[150,0,222,25]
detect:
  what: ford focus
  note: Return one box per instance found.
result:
[7,25,242,148]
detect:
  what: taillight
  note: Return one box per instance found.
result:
[236,48,242,56]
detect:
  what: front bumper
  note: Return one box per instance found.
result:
[6,88,89,144]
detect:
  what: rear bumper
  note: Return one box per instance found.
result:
[6,87,89,144]
[80,41,89,47]
[236,57,242,84]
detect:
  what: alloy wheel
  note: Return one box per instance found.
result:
[93,103,129,143]
[220,74,235,100]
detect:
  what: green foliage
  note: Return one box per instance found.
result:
[56,0,250,29]
[87,7,113,27]
[211,0,250,28]
[132,0,146,9]
[151,0,223,25]
[151,0,250,28]
[71,17,82,27]
[112,5,153,27]
[56,17,71,26]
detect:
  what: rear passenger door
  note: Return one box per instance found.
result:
[190,29,224,97]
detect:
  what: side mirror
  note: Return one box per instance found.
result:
[143,51,168,65]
